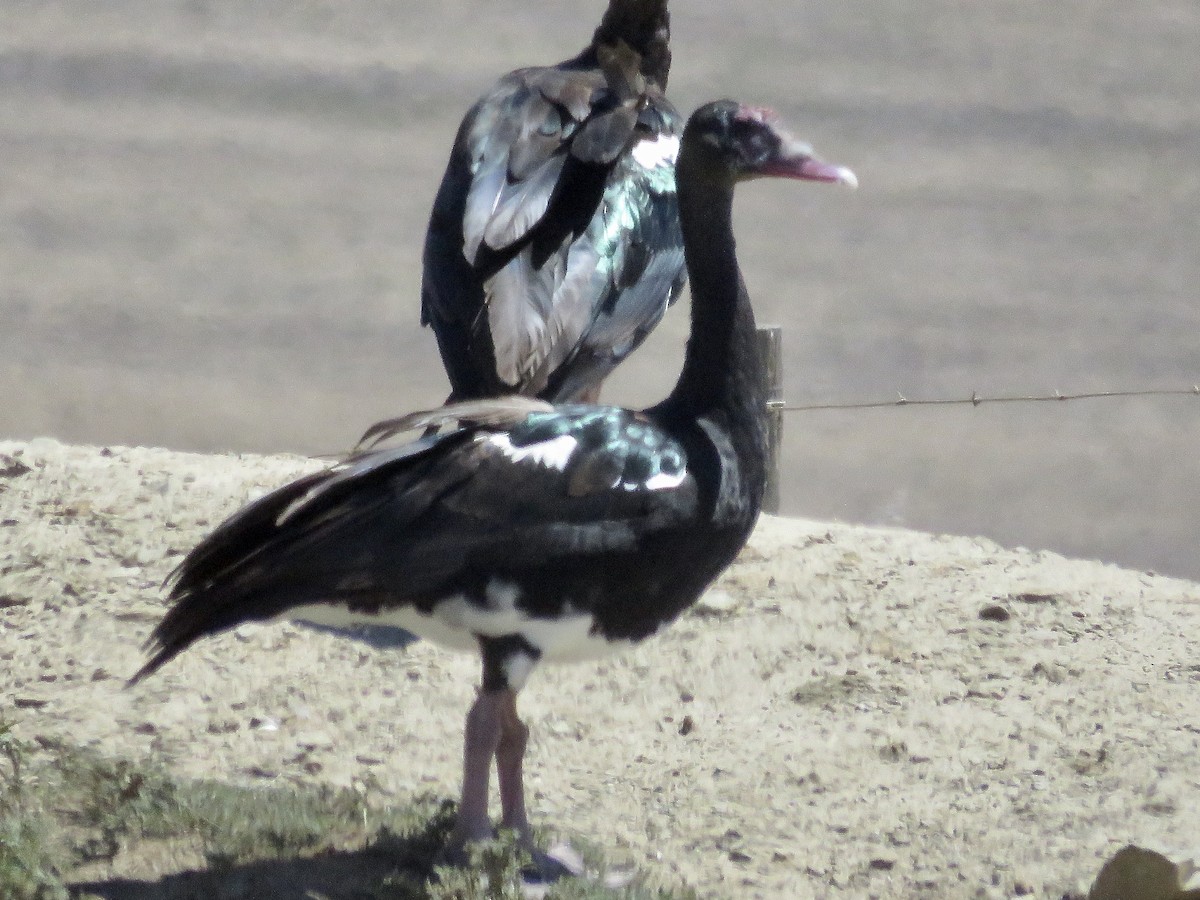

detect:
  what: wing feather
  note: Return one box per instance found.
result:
[570,105,639,165]
[481,151,567,253]
[424,43,687,403]
[485,238,604,393]
[356,397,556,451]
[462,150,510,265]
[133,406,699,682]
[485,249,562,388]
[533,67,604,122]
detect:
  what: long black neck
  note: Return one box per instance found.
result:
[572,0,672,86]
[660,162,768,514]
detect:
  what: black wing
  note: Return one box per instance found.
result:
[131,405,698,682]
[421,47,686,402]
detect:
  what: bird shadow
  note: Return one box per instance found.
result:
[70,821,446,900]
[297,621,421,650]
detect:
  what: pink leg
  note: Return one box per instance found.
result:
[496,691,583,880]
[447,689,504,853]
[495,690,533,847]
[447,687,582,881]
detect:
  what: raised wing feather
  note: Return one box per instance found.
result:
[356,396,556,451]
[486,237,603,392]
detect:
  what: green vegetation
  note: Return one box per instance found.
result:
[0,721,690,899]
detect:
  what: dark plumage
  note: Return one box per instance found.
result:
[132,100,856,866]
[421,0,686,404]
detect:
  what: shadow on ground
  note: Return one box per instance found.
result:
[72,824,444,900]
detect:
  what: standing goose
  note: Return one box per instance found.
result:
[422,0,686,403]
[132,101,856,863]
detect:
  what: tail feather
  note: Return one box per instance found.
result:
[129,429,472,687]
[166,469,332,594]
[130,470,340,686]
[129,580,299,686]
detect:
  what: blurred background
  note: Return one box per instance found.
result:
[2,1,1196,578]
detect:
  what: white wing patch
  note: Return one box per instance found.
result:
[487,432,578,471]
[631,134,680,170]
[642,470,687,491]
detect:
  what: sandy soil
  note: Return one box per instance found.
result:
[2,437,1197,898]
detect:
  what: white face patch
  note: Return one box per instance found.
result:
[631,133,680,170]
[487,432,577,471]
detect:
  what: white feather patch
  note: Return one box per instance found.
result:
[641,470,687,491]
[631,134,680,170]
[487,432,577,471]
[503,652,538,692]
[290,577,632,678]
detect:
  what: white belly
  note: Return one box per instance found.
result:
[287,583,631,666]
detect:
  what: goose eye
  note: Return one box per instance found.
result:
[730,120,777,167]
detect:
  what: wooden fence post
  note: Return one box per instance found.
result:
[757,325,783,514]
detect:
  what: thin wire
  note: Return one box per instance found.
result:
[779,386,1200,412]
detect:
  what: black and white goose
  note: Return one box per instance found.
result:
[132,101,856,862]
[421,0,685,404]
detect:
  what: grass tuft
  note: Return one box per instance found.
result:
[0,721,688,898]
[1,719,69,899]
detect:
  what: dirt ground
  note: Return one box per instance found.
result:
[2,437,1197,898]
